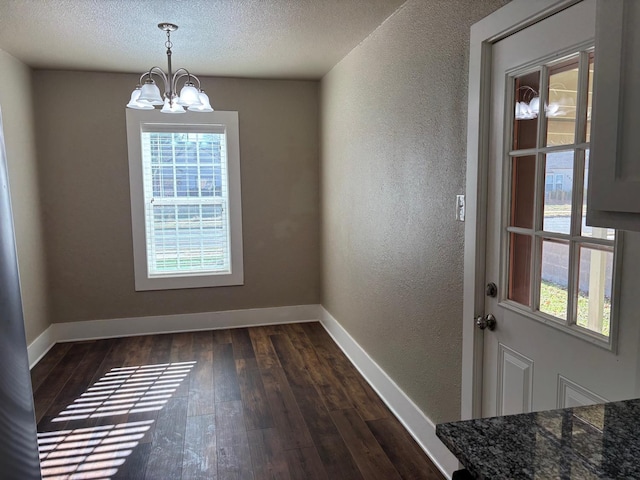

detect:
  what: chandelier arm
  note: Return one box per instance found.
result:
[189,74,202,89]
[150,67,169,97]
[139,67,170,97]
[171,69,201,94]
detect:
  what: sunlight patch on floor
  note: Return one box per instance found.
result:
[38,361,196,479]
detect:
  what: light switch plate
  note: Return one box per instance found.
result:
[456,194,465,222]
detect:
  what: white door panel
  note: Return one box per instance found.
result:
[482,0,640,417]
[557,375,608,408]
[497,344,533,416]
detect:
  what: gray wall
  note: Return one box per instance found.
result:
[320,0,508,423]
[0,49,50,345]
[33,71,320,324]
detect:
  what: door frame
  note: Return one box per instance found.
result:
[462,0,584,420]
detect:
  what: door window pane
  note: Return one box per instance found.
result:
[508,233,532,306]
[511,156,536,229]
[513,71,540,151]
[546,58,579,146]
[543,151,573,234]
[577,245,613,337]
[539,239,570,320]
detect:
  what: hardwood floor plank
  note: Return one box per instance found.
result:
[249,327,282,370]
[216,400,254,480]
[147,333,174,365]
[170,333,195,397]
[30,343,72,393]
[236,357,259,372]
[33,342,95,422]
[43,339,115,419]
[112,442,152,480]
[214,343,242,403]
[261,367,314,450]
[123,335,155,366]
[280,325,353,411]
[182,413,217,480]
[301,323,389,421]
[331,408,402,480]
[193,330,214,350]
[269,334,311,389]
[287,383,363,479]
[120,335,153,366]
[212,329,232,345]
[299,322,334,349]
[83,336,144,389]
[248,428,291,480]
[188,332,215,417]
[367,417,445,480]
[259,324,288,335]
[269,335,362,479]
[312,433,365,480]
[171,332,195,361]
[237,363,274,431]
[215,372,242,404]
[214,341,241,376]
[283,447,328,480]
[102,335,171,445]
[232,328,257,361]
[124,410,160,445]
[269,334,337,431]
[144,395,188,480]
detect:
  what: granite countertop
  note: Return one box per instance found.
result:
[436,399,640,479]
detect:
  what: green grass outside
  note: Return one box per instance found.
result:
[540,281,610,336]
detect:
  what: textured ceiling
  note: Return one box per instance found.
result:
[0,0,406,80]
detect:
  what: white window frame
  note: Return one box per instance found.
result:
[126,109,243,291]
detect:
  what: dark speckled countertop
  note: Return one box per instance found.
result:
[436,399,640,479]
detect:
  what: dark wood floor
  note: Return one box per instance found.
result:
[31,322,445,480]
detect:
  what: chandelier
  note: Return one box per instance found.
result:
[126,23,213,113]
[515,85,568,121]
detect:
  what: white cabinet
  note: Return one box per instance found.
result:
[587,0,640,231]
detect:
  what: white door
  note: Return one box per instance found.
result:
[481,0,640,417]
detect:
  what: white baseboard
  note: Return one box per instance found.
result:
[28,304,320,368]
[27,325,56,369]
[319,307,459,479]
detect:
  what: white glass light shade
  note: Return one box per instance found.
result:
[138,80,164,105]
[546,102,561,117]
[126,88,154,110]
[515,101,538,120]
[188,91,214,112]
[161,97,186,114]
[529,97,540,115]
[178,82,202,106]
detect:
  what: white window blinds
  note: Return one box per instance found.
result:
[140,128,231,277]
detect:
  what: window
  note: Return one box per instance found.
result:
[506,49,619,348]
[126,110,243,290]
